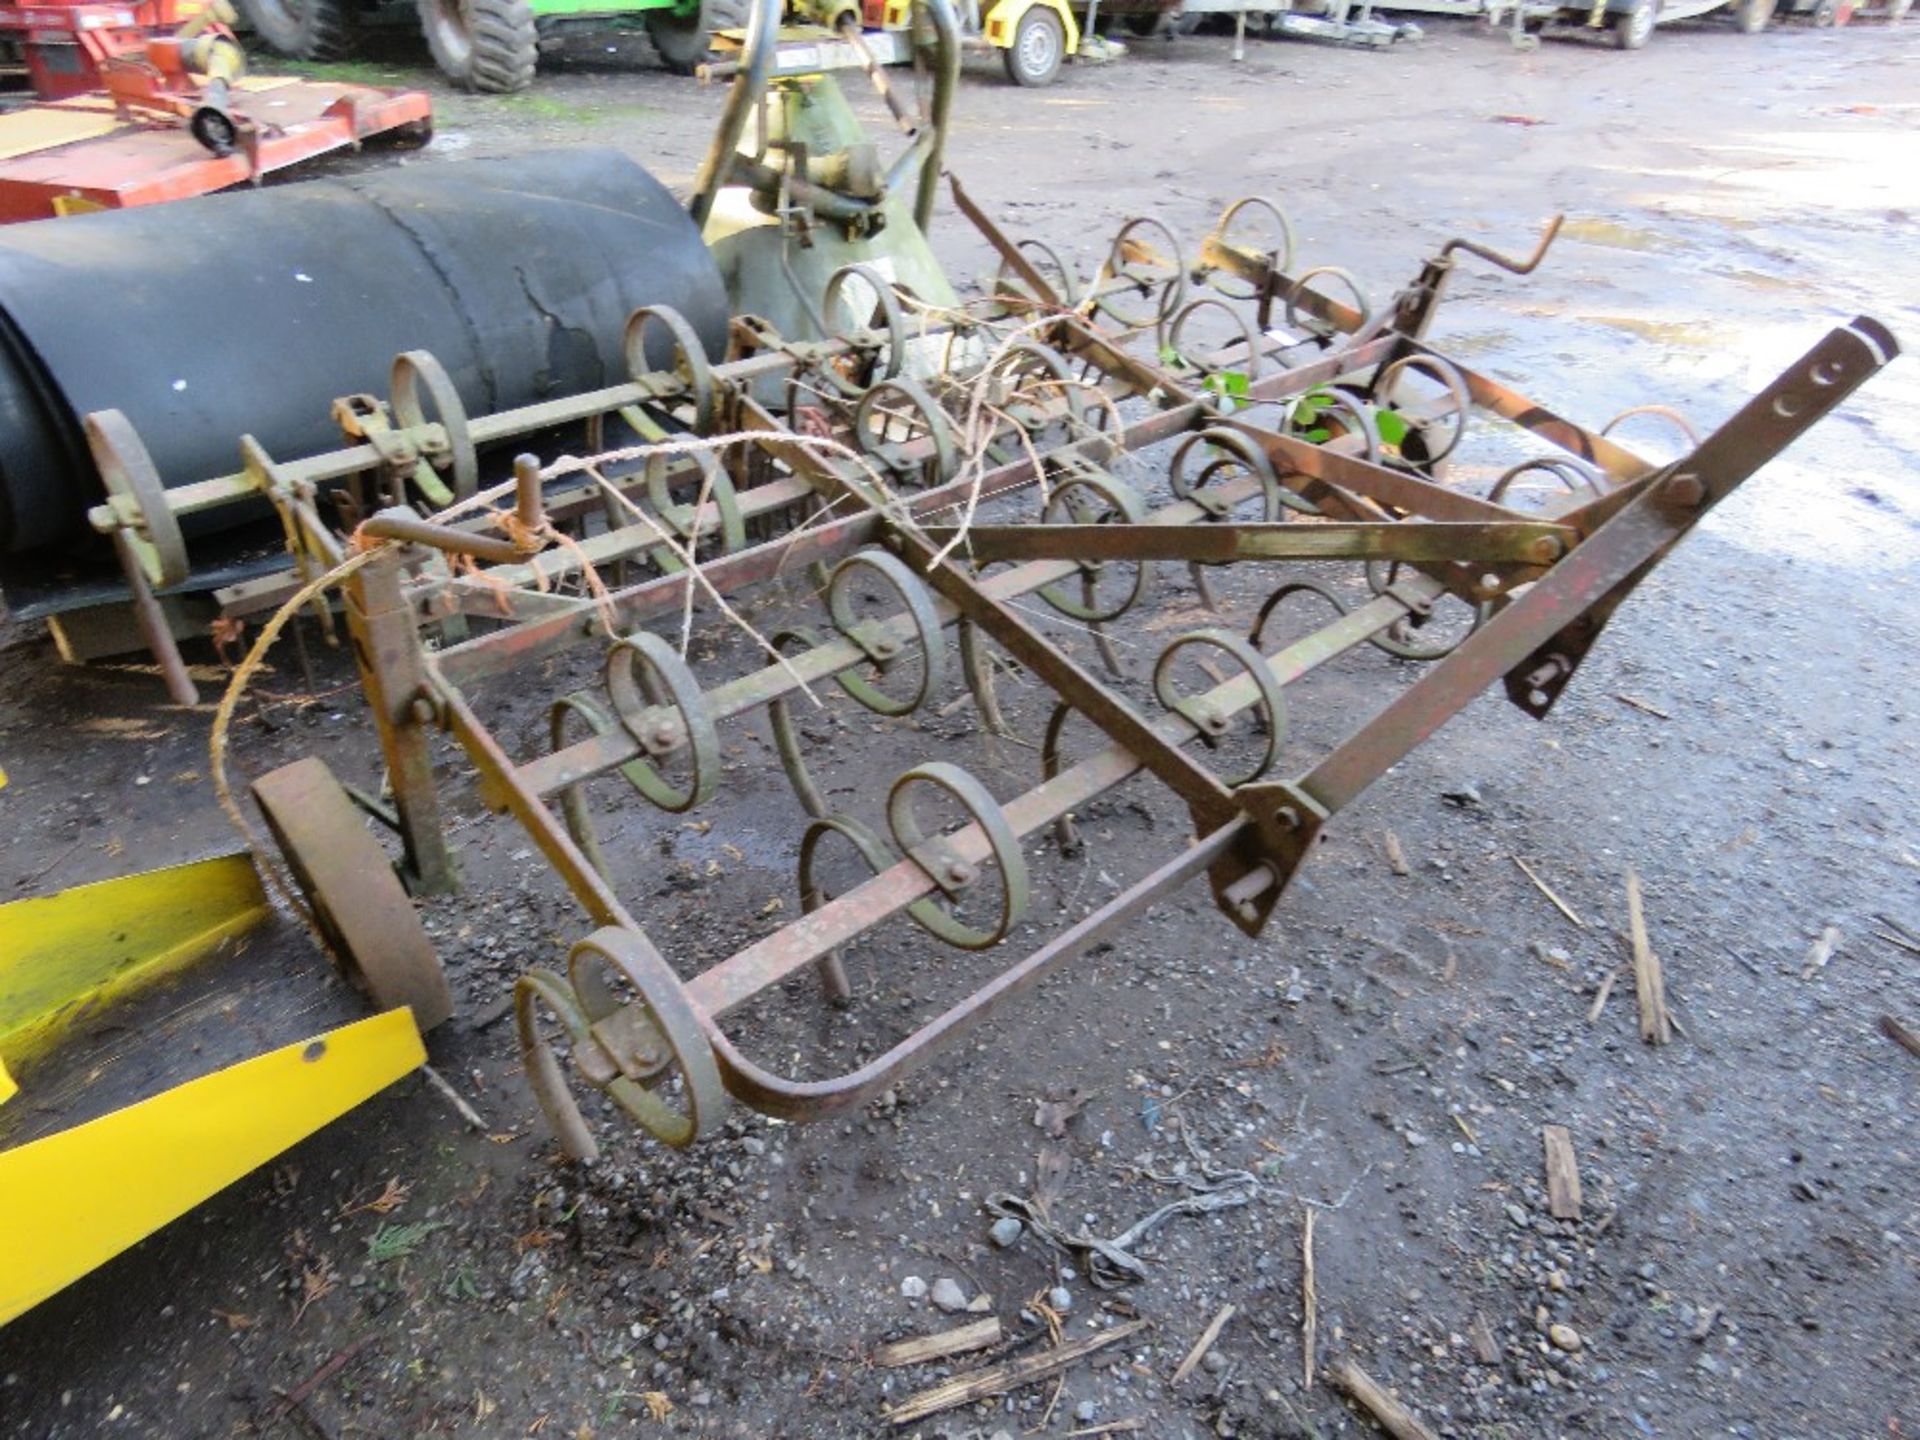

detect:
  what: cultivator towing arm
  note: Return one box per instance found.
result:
[72,0,1896,1158]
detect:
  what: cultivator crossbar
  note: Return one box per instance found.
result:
[83,178,1897,1158]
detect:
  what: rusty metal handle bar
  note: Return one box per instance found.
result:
[356,454,547,563]
[1439,214,1564,275]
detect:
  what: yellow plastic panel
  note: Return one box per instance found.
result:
[982,0,1080,52]
[0,852,269,1067]
[0,1009,424,1327]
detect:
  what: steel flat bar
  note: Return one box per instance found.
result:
[702,821,1248,1118]
[484,477,817,591]
[917,520,1573,566]
[1197,237,1370,339]
[438,683,641,934]
[435,405,1195,688]
[1221,419,1530,524]
[683,586,1414,1019]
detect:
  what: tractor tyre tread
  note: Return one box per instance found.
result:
[238,0,358,60]
[418,0,538,92]
[465,0,539,92]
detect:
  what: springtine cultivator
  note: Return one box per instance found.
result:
[81,155,1898,1160]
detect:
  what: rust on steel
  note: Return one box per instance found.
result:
[138,183,1891,1156]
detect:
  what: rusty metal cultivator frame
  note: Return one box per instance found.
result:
[88,180,1899,1159]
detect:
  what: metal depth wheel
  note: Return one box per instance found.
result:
[887,762,1030,951]
[625,304,717,432]
[417,0,537,92]
[251,756,454,1031]
[237,0,356,60]
[1734,0,1775,30]
[390,349,479,504]
[604,630,721,814]
[85,409,189,590]
[649,0,747,74]
[1152,628,1290,787]
[566,927,726,1149]
[1005,5,1066,87]
[1612,0,1657,47]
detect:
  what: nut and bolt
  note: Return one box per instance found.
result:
[1662,473,1706,509]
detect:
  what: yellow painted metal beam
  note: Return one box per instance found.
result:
[0,851,269,1068]
[0,1008,424,1327]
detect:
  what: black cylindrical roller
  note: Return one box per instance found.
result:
[0,147,729,556]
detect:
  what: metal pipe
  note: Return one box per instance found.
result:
[689,0,781,232]
[358,511,532,565]
[913,0,961,235]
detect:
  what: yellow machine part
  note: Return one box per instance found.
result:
[0,851,269,1069]
[882,0,1079,51]
[0,1008,424,1326]
[982,0,1079,50]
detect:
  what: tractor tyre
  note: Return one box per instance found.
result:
[1004,5,1066,85]
[1734,0,1775,28]
[648,0,748,75]
[236,0,357,60]
[1611,0,1656,45]
[418,0,539,93]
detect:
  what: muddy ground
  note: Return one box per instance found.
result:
[2,12,1917,1440]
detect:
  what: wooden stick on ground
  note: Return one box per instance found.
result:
[1301,1208,1318,1390]
[1872,928,1920,958]
[1614,693,1671,720]
[885,1319,1147,1426]
[422,1065,489,1130]
[1327,1358,1440,1440]
[1171,1304,1235,1386]
[1067,1421,1144,1437]
[873,1318,1001,1368]
[1802,924,1842,980]
[1384,830,1410,877]
[1587,964,1624,1023]
[1624,869,1670,1045]
[1878,1013,1920,1060]
[1541,1124,1583,1220]
[1514,855,1587,929]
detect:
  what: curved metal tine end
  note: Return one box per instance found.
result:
[1440,213,1565,276]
